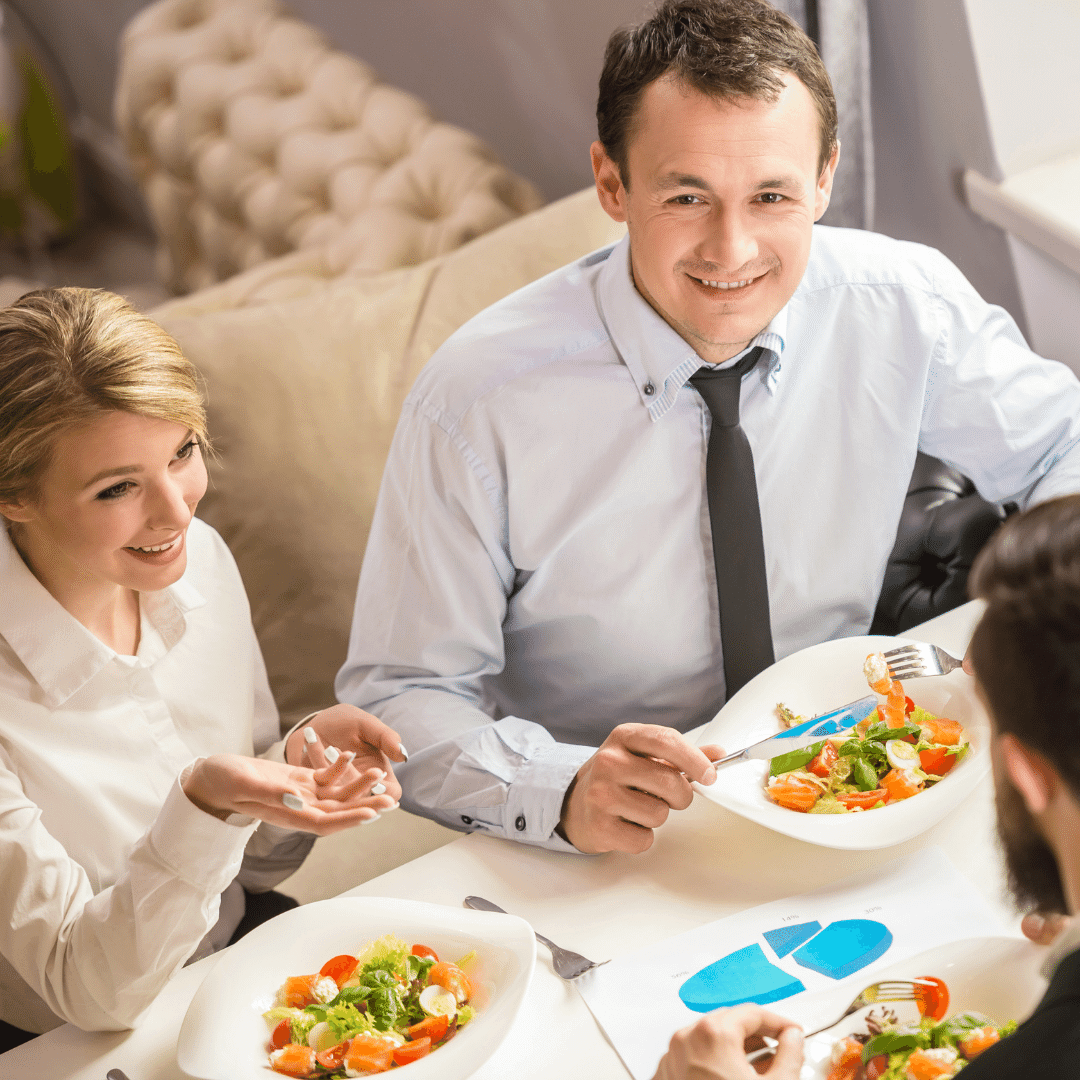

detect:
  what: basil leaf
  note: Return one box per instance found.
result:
[851,757,879,791]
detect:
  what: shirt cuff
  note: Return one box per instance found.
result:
[503,742,596,851]
[152,765,259,891]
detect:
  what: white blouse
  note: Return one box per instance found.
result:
[0,516,310,1033]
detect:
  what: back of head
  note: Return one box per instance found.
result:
[969,495,1080,797]
[596,0,837,185]
[0,287,207,509]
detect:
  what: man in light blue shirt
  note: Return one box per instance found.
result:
[337,0,1080,857]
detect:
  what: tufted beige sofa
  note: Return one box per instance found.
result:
[116,0,543,294]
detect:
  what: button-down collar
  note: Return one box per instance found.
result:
[0,524,206,706]
[595,234,788,421]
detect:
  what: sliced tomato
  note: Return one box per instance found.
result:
[411,943,439,961]
[767,781,820,812]
[865,1054,890,1080]
[315,1042,349,1070]
[836,788,889,810]
[319,953,359,987]
[914,975,950,1020]
[393,1037,432,1065]
[343,1034,394,1074]
[883,768,924,801]
[806,741,839,778]
[429,961,471,1004]
[407,1014,450,1043]
[905,695,915,714]
[271,1018,292,1049]
[919,746,958,776]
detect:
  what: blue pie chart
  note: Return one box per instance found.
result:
[678,943,806,1013]
[791,919,893,980]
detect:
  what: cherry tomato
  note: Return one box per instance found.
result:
[919,746,958,776]
[905,695,915,714]
[914,976,950,1021]
[316,1042,348,1070]
[836,788,889,810]
[865,1054,890,1080]
[407,1014,450,1043]
[270,1018,292,1049]
[411,943,439,961]
[319,953,359,987]
[807,741,840,778]
[429,961,471,1004]
[393,1037,432,1065]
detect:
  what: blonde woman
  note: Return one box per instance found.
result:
[0,288,404,1049]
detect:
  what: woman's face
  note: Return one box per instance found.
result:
[4,411,208,595]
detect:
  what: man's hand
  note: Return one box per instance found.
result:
[560,723,724,853]
[652,1005,804,1080]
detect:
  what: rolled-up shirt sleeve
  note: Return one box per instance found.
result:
[0,746,257,1032]
[918,253,1080,505]
[337,399,592,852]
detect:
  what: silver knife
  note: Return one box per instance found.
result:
[712,694,878,768]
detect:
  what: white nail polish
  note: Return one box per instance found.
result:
[371,783,386,795]
[373,769,386,780]
[324,745,340,764]
[342,750,355,763]
[361,814,378,825]
[282,792,304,811]
[398,743,409,760]
[381,801,400,812]
[303,726,318,745]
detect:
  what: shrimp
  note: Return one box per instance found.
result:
[883,768,924,801]
[904,1047,959,1079]
[865,652,908,728]
[959,1026,1000,1059]
[826,1036,863,1080]
[269,1044,318,1078]
[919,716,965,746]
[766,778,821,812]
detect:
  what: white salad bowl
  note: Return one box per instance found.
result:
[794,936,1046,1078]
[693,635,990,849]
[177,895,536,1080]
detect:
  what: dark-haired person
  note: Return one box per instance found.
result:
[650,495,1080,1078]
[338,0,1080,855]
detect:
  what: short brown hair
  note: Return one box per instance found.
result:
[0,287,208,506]
[597,0,838,186]
[969,495,1080,799]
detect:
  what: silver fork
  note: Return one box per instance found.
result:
[746,978,932,1062]
[883,642,964,680]
[463,895,608,979]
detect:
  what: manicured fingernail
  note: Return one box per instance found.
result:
[704,765,717,785]
[303,727,318,745]
[398,743,409,761]
[380,801,400,813]
[372,769,386,780]
[282,792,304,811]
[371,783,386,795]
[361,814,378,825]
[341,750,355,763]
[324,745,340,764]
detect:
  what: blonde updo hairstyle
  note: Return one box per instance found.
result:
[0,287,208,509]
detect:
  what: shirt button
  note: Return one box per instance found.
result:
[643,382,655,396]
[461,815,473,825]
[515,815,526,832]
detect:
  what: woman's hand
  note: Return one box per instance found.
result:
[285,704,405,808]
[652,1005,804,1080]
[183,753,391,834]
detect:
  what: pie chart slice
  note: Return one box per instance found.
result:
[763,920,822,959]
[792,919,893,980]
[679,943,806,1013]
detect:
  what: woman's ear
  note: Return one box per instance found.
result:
[1000,732,1056,815]
[0,500,33,523]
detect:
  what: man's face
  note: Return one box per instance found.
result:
[592,73,838,364]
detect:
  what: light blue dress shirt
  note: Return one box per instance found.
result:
[337,227,1080,851]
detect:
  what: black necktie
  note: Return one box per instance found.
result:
[689,346,775,698]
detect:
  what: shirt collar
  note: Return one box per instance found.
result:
[1041,916,1080,981]
[595,234,788,421]
[0,523,207,706]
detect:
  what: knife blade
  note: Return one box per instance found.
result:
[711,694,878,768]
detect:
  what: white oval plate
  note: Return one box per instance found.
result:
[693,635,990,849]
[795,936,1046,1078]
[177,896,536,1080]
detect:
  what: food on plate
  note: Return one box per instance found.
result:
[264,935,478,1076]
[766,653,969,814]
[825,991,1016,1080]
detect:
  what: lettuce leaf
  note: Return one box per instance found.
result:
[356,934,410,981]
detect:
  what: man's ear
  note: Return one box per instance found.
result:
[814,140,841,221]
[1000,732,1057,815]
[591,140,628,224]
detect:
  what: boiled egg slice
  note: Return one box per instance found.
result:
[886,739,919,771]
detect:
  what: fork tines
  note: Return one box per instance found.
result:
[882,643,934,679]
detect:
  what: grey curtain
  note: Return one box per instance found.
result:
[773,0,874,230]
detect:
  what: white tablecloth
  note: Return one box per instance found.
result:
[0,602,1020,1080]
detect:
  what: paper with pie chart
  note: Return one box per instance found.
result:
[574,848,1006,1080]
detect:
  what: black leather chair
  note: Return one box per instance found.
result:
[870,453,1011,636]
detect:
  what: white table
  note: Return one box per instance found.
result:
[0,602,1017,1080]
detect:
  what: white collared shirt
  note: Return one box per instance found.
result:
[338,227,1080,852]
[0,517,307,1033]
